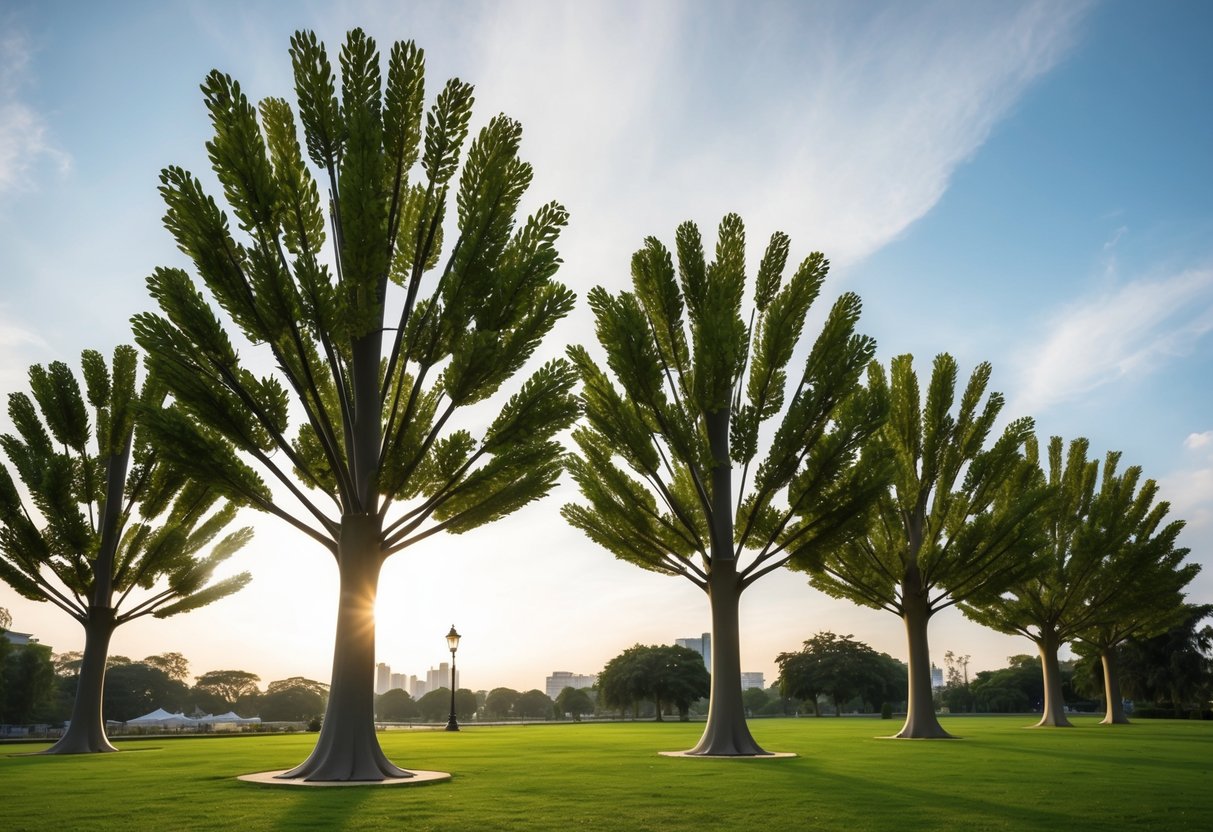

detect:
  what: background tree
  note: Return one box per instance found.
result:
[967,655,1043,713]
[0,606,10,630]
[963,438,1177,727]
[416,687,476,721]
[597,645,650,719]
[800,354,1041,738]
[142,652,191,682]
[1073,522,1196,724]
[940,650,973,714]
[564,214,889,755]
[555,686,594,721]
[375,688,419,721]
[102,661,190,721]
[416,688,451,722]
[267,676,329,698]
[1,641,56,725]
[742,686,771,716]
[516,688,554,720]
[596,644,710,721]
[484,686,520,719]
[260,677,328,722]
[192,669,261,710]
[776,632,904,716]
[649,644,710,721]
[0,347,251,753]
[1118,604,1213,715]
[131,27,577,782]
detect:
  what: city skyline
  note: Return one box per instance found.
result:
[1,1,1211,694]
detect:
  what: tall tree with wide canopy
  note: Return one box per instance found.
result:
[962,437,1171,727]
[564,215,889,755]
[1074,508,1196,724]
[797,354,1044,738]
[0,347,251,753]
[132,29,577,781]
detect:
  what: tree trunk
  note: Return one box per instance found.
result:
[685,560,768,755]
[278,515,412,781]
[1100,647,1129,725]
[46,609,117,754]
[1033,632,1073,727]
[893,591,954,738]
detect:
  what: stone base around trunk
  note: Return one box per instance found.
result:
[658,750,797,759]
[237,768,451,787]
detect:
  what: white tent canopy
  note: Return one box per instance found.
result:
[124,708,261,727]
[126,708,188,726]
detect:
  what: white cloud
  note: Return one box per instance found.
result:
[382,0,1094,278]
[1185,431,1213,451]
[1012,267,1213,414]
[0,28,71,196]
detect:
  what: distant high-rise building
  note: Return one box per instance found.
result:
[545,671,598,700]
[389,672,406,691]
[675,632,712,669]
[376,662,391,695]
[409,675,427,699]
[426,662,458,693]
[930,665,945,690]
[740,672,765,691]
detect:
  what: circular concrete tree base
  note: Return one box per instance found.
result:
[237,769,451,787]
[658,750,797,759]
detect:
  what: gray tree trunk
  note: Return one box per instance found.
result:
[893,589,954,738]
[45,609,117,754]
[1100,647,1130,725]
[685,559,767,755]
[277,515,412,781]
[1033,633,1073,727]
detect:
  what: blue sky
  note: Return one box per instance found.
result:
[1,0,1211,694]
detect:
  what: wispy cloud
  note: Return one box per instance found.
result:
[0,27,70,196]
[1186,431,1213,451]
[1012,267,1213,413]
[438,0,1093,272]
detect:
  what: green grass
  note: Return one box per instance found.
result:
[2,717,1211,831]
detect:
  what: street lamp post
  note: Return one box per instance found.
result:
[445,625,461,732]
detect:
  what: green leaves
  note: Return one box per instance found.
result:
[804,351,1041,621]
[567,213,885,589]
[423,78,475,186]
[137,27,576,562]
[0,348,254,629]
[289,30,343,169]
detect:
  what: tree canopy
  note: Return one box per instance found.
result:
[193,669,261,707]
[130,25,578,781]
[962,437,1189,727]
[597,644,710,721]
[776,631,905,716]
[801,353,1041,737]
[0,347,252,752]
[564,213,889,754]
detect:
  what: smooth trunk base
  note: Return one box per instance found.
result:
[883,729,958,740]
[659,750,796,759]
[41,739,119,755]
[1100,715,1132,725]
[1027,716,1074,728]
[239,769,450,787]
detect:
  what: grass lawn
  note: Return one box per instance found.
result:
[2,716,1211,831]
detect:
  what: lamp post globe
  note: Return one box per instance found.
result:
[445,626,461,731]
